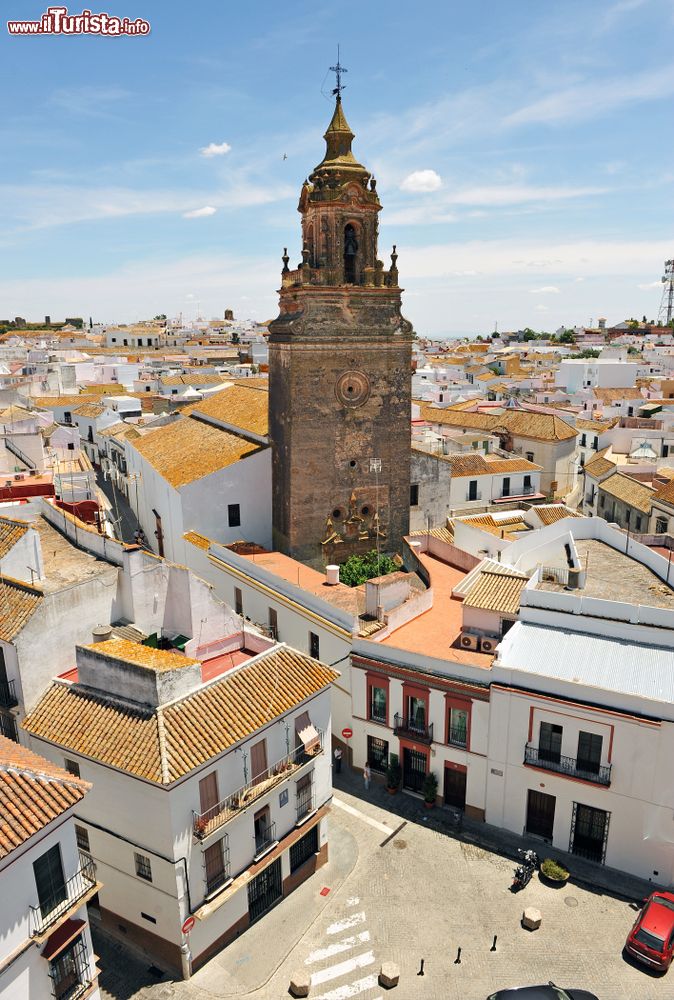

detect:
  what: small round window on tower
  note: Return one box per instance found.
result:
[350,460,357,468]
[332,508,343,520]
[361,505,371,517]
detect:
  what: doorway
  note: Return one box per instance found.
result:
[570,803,609,863]
[402,747,426,794]
[443,766,466,810]
[247,858,282,923]
[525,789,555,840]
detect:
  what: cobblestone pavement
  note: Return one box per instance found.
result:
[96,780,673,1000]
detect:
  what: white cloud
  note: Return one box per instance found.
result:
[400,170,442,193]
[638,280,662,289]
[183,205,217,219]
[199,142,232,158]
[530,285,561,294]
[503,66,674,127]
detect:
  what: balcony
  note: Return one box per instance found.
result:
[193,732,324,840]
[447,725,467,749]
[30,854,98,938]
[393,713,434,745]
[254,820,276,858]
[0,678,18,709]
[524,744,611,787]
[465,491,482,502]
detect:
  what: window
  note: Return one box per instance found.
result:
[296,773,313,820]
[290,825,318,873]
[525,452,534,463]
[627,406,633,417]
[468,479,478,501]
[502,476,510,497]
[75,825,90,853]
[268,607,278,639]
[204,838,230,895]
[539,722,562,764]
[577,731,602,775]
[369,685,387,724]
[250,738,268,784]
[63,411,72,425]
[410,483,419,507]
[33,845,67,920]
[599,494,605,508]
[254,806,273,854]
[581,434,586,447]
[367,735,389,773]
[524,474,532,490]
[134,852,152,882]
[448,706,468,748]
[407,695,426,732]
[593,436,599,449]
[635,515,642,531]
[656,517,668,534]
[199,771,219,816]
[228,503,241,528]
[49,935,90,1000]
[234,587,243,615]
[64,758,80,778]
[309,632,320,659]
[664,445,670,458]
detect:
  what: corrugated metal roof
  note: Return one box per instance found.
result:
[498,622,674,704]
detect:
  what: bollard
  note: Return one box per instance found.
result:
[491,935,497,952]
[417,958,425,976]
[454,947,462,965]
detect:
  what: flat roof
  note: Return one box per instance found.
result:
[34,516,116,592]
[240,550,363,616]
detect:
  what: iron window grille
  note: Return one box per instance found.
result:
[49,934,91,1000]
[134,853,152,882]
[367,735,389,773]
[74,826,90,854]
[203,835,230,896]
[290,825,319,873]
[569,801,610,864]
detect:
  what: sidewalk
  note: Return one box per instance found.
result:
[334,765,659,904]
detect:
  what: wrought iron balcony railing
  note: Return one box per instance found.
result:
[30,854,97,937]
[0,678,17,709]
[447,725,468,748]
[393,713,434,744]
[524,743,611,786]
[193,731,323,840]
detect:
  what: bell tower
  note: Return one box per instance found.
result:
[269,79,414,568]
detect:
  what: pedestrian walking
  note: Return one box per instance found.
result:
[363,761,371,791]
[333,745,342,774]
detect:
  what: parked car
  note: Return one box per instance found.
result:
[624,890,674,971]
[487,985,599,1000]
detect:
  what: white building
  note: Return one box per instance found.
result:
[24,637,336,976]
[0,736,101,1000]
[555,358,639,392]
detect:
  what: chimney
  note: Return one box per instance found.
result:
[325,564,340,586]
[92,624,113,644]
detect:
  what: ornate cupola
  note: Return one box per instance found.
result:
[268,65,414,569]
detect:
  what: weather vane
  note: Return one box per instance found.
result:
[330,45,347,99]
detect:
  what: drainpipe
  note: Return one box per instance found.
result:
[180,940,193,980]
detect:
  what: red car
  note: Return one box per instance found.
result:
[625,890,674,971]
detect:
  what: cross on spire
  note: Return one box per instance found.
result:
[330,45,347,100]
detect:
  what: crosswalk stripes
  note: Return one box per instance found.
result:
[302,895,383,1000]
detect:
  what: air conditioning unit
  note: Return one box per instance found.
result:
[459,632,479,651]
[15,473,25,481]
[480,636,498,654]
[29,469,38,477]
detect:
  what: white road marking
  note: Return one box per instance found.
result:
[345,896,360,906]
[326,911,366,935]
[332,796,392,835]
[310,951,375,987]
[305,931,370,965]
[313,972,379,999]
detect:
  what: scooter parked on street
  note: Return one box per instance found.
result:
[511,848,540,892]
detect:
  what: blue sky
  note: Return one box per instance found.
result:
[1,0,673,335]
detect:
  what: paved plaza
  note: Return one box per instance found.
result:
[96,779,673,1000]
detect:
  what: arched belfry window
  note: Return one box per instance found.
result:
[344,224,358,284]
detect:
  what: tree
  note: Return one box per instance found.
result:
[558,330,576,344]
[154,313,167,321]
[522,328,538,341]
[339,549,398,588]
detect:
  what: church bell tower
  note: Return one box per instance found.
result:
[269,77,414,568]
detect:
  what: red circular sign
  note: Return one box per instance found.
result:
[341,728,353,739]
[181,916,196,935]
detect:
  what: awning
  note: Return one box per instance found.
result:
[41,918,85,961]
[295,711,320,753]
[492,492,546,504]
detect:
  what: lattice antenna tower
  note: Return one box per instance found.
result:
[658,259,674,326]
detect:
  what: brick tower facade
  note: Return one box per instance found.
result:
[268,95,414,568]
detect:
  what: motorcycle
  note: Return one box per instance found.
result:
[511,848,539,892]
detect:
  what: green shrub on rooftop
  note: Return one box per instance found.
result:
[339,550,398,588]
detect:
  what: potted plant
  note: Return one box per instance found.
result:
[422,771,438,809]
[386,753,401,794]
[539,857,570,886]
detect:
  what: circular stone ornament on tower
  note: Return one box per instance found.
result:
[335,370,371,408]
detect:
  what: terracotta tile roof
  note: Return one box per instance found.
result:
[0,577,43,641]
[591,387,645,403]
[72,403,105,418]
[129,415,263,488]
[530,505,581,526]
[82,638,200,673]
[458,513,530,540]
[575,417,618,432]
[599,472,655,514]
[0,736,89,859]
[410,526,454,544]
[583,447,615,478]
[161,373,226,387]
[420,404,577,442]
[32,395,99,409]
[416,450,541,477]
[653,479,674,506]
[97,421,141,441]
[183,530,211,550]
[463,568,528,614]
[0,517,30,559]
[185,384,269,438]
[24,647,338,784]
